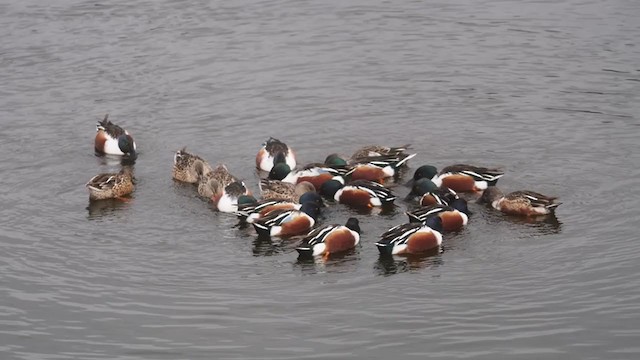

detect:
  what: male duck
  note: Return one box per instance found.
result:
[412,164,504,193]
[252,202,320,237]
[479,187,561,216]
[406,199,470,232]
[215,181,252,213]
[296,218,361,257]
[375,216,444,255]
[94,114,137,159]
[172,148,213,183]
[333,180,396,208]
[197,164,239,197]
[409,178,460,207]
[345,153,417,183]
[86,166,135,200]
[236,192,323,223]
[256,137,297,172]
[269,163,346,190]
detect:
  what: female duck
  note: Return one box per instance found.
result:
[86,166,135,200]
[479,187,561,216]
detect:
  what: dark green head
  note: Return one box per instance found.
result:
[118,134,137,159]
[412,178,439,196]
[450,198,471,216]
[345,217,361,234]
[300,202,320,220]
[299,191,324,207]
[413,165,438,181]
[425,215,443,233]
[319,179,344,200]
[237,195,258,206]
[324,153,348,168]
[269,162,291,180]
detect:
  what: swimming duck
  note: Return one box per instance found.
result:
[375,217,443,255]
[479,187,561,216]
[197,164,239,196]
[172,148,213,183]
[256,137,297,172]
[333,180,396,208]
[94,114,137,158]
[350,144,412,164]
[236,191,323,223]
[409,178,460,206]
[345,153,417,183]
[406,199,470,231]
[216,181,252,213]
[86,166,135,200]
[252,202,320,237]
[412,164,504,192]
[259,179,316,202]
[296,218,361,257]
[269,162,346,190]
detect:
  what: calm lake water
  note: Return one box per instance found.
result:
[1,0,639,359]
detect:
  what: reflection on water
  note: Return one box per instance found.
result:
[374,250,444,276]
[294,249,361,274]
[86,198,132,220]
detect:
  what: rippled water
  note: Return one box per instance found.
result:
[1,0,639,358]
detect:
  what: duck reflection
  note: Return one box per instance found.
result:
[86,198,131,220]
[294,248,361,274]
[374,250,444,276]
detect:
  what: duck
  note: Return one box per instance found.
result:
[350,144,412,164]
[252,202,320,237]
[236,191,323,223]
[86,166,135,200]
[375,216,443,255]
[345,153,417,183]
[333,180,396,208]
[405,198,470,231]
[259,179,316,202]
[215,181,252,213]
[256,137,296,172]
[409,178,460,206]
[94,114,137,159]
[172,148,213,183]
[269,162,346,190]
[197,164,239,197]
[412,164,504,193]
[479,187,561,216]
[296,218,361,257]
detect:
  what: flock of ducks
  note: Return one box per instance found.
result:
[87,116,561,259]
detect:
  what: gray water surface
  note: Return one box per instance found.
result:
[1,0,640,359]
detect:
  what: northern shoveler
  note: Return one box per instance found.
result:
[334,180,396,208]
[197,164,239,197]
[350,144,412,164]
[252,202,320,237]
[86,166,135,200]
[237,198,300,223]
[479,187,561,216]
[256,137,296,172]
[319,177,346,201]
[409,178,460,206]
[270,163,346,190]
[216,181,251,213]
[236,191,323,223]
[94,114,137,158]
[412,164,504,192]
[172,148,213,183]
[406,199,470,231]
[345,153,417,183]
[296,218,361,257]
[259,179,315,202]
[375,217,443,255]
